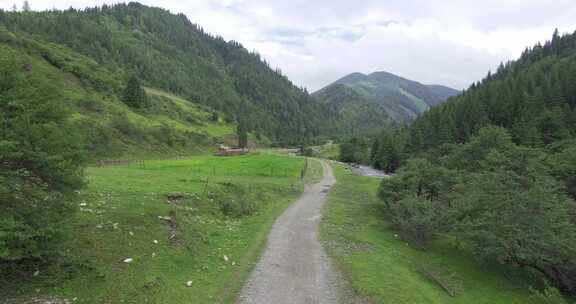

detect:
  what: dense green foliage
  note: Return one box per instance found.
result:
[380,127,576,295]
[406,30,576,152]
[0,44,85,261]
[339,137,370,164]
[370,130,406,173]
[0,3,337,146]
[314,71,458,124]
[313,84,391,135]
[371,31,576,173]
[376,30,576,297]
[321,165,538,303]
[122,75,148,108]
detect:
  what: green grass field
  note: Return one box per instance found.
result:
[3,153,309,304]
[311,142,340,160]
[321,164,538,304]
[144,87,235,138]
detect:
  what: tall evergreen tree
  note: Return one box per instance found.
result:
[122,75,147,108]
[237,120,249,149]
[21,0,30,12]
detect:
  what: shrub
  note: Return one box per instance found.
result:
[212,185,259,218]
[380,126,576,295]
[339,137,369,163]
[389,197,442,248]
[218,199,258,218]
[209,111,219,122]
[77,98,105,113]
[528,284,572,304]
[110,113,144,140]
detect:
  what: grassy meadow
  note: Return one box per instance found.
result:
[311,142,340,160]
[321,164,538,304]
[2,153,310,304]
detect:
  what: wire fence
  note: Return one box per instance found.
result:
[93,156,189,168]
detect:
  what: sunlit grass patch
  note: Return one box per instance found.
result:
[3,153,311,304]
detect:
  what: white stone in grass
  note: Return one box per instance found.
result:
[153,240,159,244]
[129,231,134,236]
[223,255,229,262]
[123,258,133,263]
[186,281,193,287]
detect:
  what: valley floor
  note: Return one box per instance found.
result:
[2,153,319,304]
[3,155,556,304]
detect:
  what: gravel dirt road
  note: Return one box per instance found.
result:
[237,161,344,304]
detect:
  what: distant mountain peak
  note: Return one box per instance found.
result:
[333,72,369,85]
[368,70,408,80]
[315,70,459,124]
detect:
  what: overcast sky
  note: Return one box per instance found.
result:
[2,0,576,91]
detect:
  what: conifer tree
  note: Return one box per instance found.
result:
[122,75,147,108]
[22,0,30,12]
[237,120,249,149]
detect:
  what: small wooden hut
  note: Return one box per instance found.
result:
[215,145,249,156]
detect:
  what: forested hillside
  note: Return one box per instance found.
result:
[314,71,459,123]
[0,2,337,147]
[313,84,392,135]
[371,29,576,172]
[372,30,576,299]
[0,27,236,158]
[406,30,576,152]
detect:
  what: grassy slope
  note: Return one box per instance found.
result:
[3,153,311,304]
[312,142,340,160]
[1,28,235,159]
[321,165,536,304]
[143,87,234,138]
[398,87,429,112]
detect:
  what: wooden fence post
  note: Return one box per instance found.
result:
[203,176,210,195]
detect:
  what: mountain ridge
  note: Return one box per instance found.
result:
[314,70,459,123]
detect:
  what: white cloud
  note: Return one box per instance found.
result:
[1,0,575,90]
